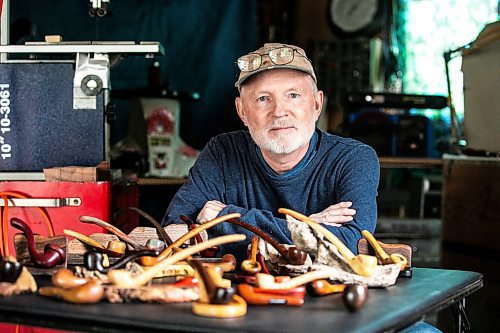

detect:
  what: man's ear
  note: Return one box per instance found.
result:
[313,90,324,122]
[235,96,248,126]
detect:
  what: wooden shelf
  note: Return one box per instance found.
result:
[379,157,443,168]
[137,177,187,186]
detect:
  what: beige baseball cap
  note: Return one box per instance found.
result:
[234,43,317,88]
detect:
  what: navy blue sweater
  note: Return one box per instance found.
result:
[162,129,380,262]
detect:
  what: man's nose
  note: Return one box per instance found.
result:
[271,98,288,117]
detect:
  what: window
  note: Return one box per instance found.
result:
[401,0,497,123]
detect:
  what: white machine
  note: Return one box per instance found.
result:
[0,0,164,172]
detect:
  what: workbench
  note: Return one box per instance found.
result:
[0,268,482,333]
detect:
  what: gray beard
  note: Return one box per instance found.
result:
[248,121,315,155]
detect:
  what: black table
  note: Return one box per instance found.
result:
[0,268,483,333]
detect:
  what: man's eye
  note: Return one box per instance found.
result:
[257,96,268,102]
[289,93,300,98]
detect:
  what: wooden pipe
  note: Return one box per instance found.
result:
[188,258,234,304]
[309,280,346,296]
[0,256,23,283]
[255,270,341,290]
[278,208,377,277]
[38,280,104,304]
[107,240,126,254]
[63,229,123,257]
[342,284,368,312]
[84,249,160,273]
[226,218,308,265]
[241,236,261,275]
[179,215,219,257]
[140,213,241,266]
[361,230,407,270]
[237,283,305,306]
[192,294,247,318]
[201,253,237,273]
[80,216,147,250]
[10,218,66,268]
[107,234,246,289]
[129,207,174,246]
[51,268,90,289]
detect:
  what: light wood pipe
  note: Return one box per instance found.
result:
[255,270,344,290]
[140,213,241,266]
[80,216,146,250]
[201,254,237,273]
[361,230,407,270]
[63,229,123,257]
[278,208,377,277]
[192,294,247,318]
[38,280,104,304]
[107,234,246,289]
[51,268,90,289]
[241,235,261,275]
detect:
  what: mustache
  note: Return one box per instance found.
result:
[267,120,296,130]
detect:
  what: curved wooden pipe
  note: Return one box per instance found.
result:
[10,218,66,268]
[309,279,346,296]
[241,235,261,275]
[80,216,147,250]
[84,249,160,273]
[278,208,377,277]
[200,253,237,273]
[38,280,104,304]
[188,258,234,304]
[63,229,123,257]
[226,218,307,265]
[255,270,343,290]
[192,294,247,318]
[140,213,241,266]
[255,271,328,290]
[0,256,23,283]
[129,207,174,246]
[107,240,126,254]
[107,234,246,289]
[361,230,407,270]
[51,268,90,289]
[237,283,305,306]
[179,215,219,257]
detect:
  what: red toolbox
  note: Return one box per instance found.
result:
[0,181,111,257]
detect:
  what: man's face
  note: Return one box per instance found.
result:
[235,69,323,155]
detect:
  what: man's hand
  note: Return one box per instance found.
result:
[196,200,227,224]
[308,201,356,226]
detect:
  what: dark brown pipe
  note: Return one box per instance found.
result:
[10,218,65,268]
[0,256,23,283]
[84,249,160,273]
[179,215,219,257]
[342,284,368,312]
[129,207,174,246]
[226,218,307,265]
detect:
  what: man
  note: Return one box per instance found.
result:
[162,43,380,263]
